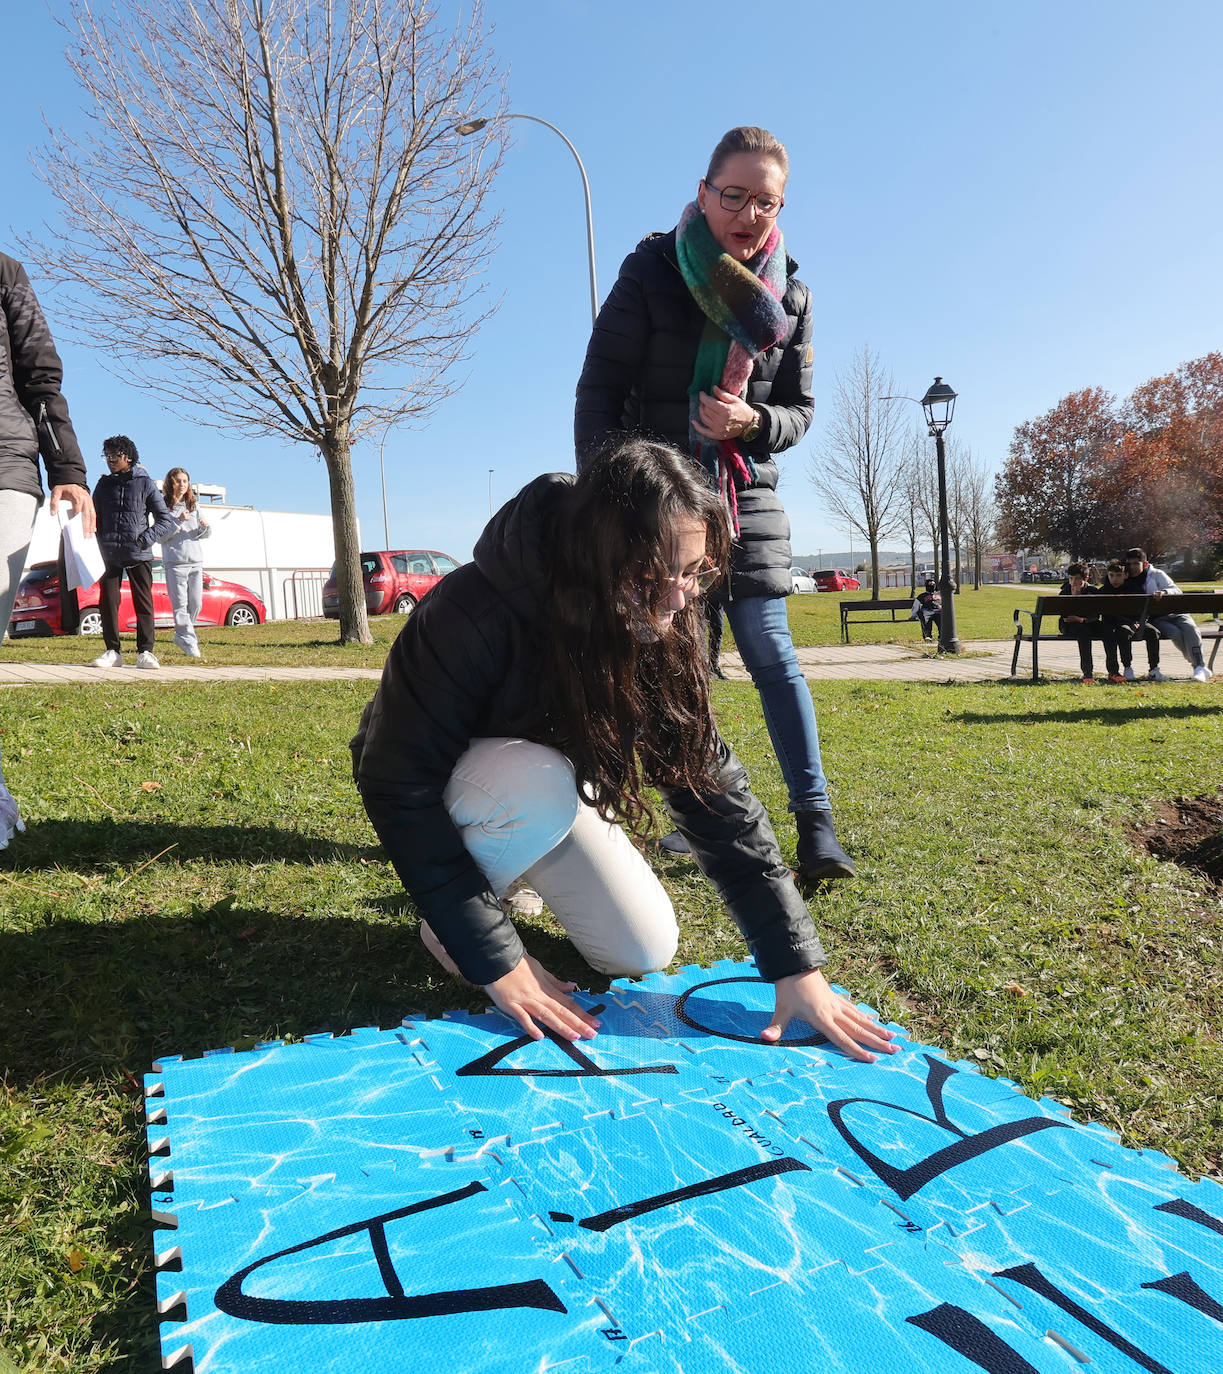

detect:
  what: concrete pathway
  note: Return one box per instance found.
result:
[0,638,1208,685]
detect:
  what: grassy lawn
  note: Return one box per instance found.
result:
[1,676,1222,1368]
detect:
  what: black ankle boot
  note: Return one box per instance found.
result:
[795,809,855,882]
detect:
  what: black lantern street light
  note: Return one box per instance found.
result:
[920,376,960,654]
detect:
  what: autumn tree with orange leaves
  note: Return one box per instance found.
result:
[996,354,1223,567]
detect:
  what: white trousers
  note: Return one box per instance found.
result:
[0,490,39,635]
[442,737,678,978]
[165,563,203,654]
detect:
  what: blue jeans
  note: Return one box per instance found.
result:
[723,594,829,811]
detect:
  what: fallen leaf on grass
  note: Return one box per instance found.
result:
[140,780,162,792]
[1002,982,1027,997]
[67,1247,85,1273]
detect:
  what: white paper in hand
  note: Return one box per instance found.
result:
[57,507,107,591]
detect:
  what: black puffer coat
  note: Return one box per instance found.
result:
[351,473,826,987]
[574,229,814,599]
[91,463,177,567]
[0,254,87,500]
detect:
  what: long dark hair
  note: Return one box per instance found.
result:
[162,467,196,511]
[549,437,731,835]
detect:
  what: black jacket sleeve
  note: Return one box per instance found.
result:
[751,282,815,456]
[3,259,87,490]
[659,737,827,981]
[352,578,526,986]
[140,480,179,548]
[574,252,653,470]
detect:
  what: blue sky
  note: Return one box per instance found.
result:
[3,0,1221,563]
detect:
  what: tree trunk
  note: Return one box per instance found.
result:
[322,435,373,645]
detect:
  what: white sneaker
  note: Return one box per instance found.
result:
[1123,665,1136,682]
[91,649,123,668]
[135,651,160,670]
[1192,665,1212,683]
[1148,667,1167,682]
[499,879,544,916]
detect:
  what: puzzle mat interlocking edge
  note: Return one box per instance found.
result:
[145,959,1223,1372]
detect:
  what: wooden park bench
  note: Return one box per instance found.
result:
[839,597,919,643]
[1010,592,1223,680]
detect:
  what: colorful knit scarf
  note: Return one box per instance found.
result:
[675,200,789,532]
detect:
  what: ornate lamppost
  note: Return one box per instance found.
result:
[920,376,960,654]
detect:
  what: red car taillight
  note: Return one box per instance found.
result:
[369,573,389,585]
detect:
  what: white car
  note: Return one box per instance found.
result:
[791,567,816,594]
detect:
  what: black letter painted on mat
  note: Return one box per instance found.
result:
[906,1304,1040,1373]
[578,1157,811,1233]
[996,1263,1173,1374]
[214,1180,566,1325]
[1142,1272,1223,1325]
[1155,1196,1223,1237]
[456,1008,678,1078]
[827,1054,1072,1200]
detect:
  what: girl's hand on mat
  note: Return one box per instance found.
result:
[485,955,603,1042]
[762,969,897,1063]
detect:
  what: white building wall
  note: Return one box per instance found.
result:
[23,502,345,622]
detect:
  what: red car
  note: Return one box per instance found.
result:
[6,561,266,637]
[813,569,861,593]
[322,549,460,619]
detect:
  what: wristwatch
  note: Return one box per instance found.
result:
[740,409,761,444]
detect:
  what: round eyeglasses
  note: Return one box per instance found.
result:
[704,182,784,217]
[643,557,721,607]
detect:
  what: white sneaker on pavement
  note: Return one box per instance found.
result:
[135,651,160,670]
[1148,667,1167,682]
[1192,664,1212,683]
[91,649,123,668]
[1123,665,1136,682]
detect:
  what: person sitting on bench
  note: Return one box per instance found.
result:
[1099,558,1162,682]
[1121,547,1213,683]
[909,577,941,641]
[1058,563,1122,682]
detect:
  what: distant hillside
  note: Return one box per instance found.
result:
[793,550,929,568]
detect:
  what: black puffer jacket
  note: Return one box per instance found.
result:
[351,473,825,987]
[0,253,87,500]
[92,463,177,566]
[574,229,814,599]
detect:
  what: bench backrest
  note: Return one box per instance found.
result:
[1030,592,1223,623]
[841,598,912,612]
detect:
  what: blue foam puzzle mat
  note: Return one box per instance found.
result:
[146,960,1223,1371]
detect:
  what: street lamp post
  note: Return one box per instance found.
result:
[920,377,960,655]
[455,113,598,326]
[488,468,494,517]
[378,430,391,548]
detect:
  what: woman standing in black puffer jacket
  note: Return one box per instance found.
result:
[575,125,852,882]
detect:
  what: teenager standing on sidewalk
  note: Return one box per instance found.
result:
[160,467,210,659]
[574,126,853,882]
[90,436,176,669]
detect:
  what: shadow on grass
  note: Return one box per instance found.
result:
[0,904,600,1370]
[7,818,371,868]
[0,905,603,1087]
[953,702,1223,726]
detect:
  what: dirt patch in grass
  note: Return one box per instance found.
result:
[1131,791,1223,888]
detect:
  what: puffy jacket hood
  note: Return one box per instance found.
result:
[472,471,572,623]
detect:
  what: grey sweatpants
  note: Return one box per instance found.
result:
[165,562,203,655]
[0,490,39,635]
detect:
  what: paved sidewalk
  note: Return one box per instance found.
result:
[1,638,1207,685]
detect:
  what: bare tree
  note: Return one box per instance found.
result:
[962,449,997,589]
[808,347,905,597]
[897,426,927,593]
[25,0,506,643]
